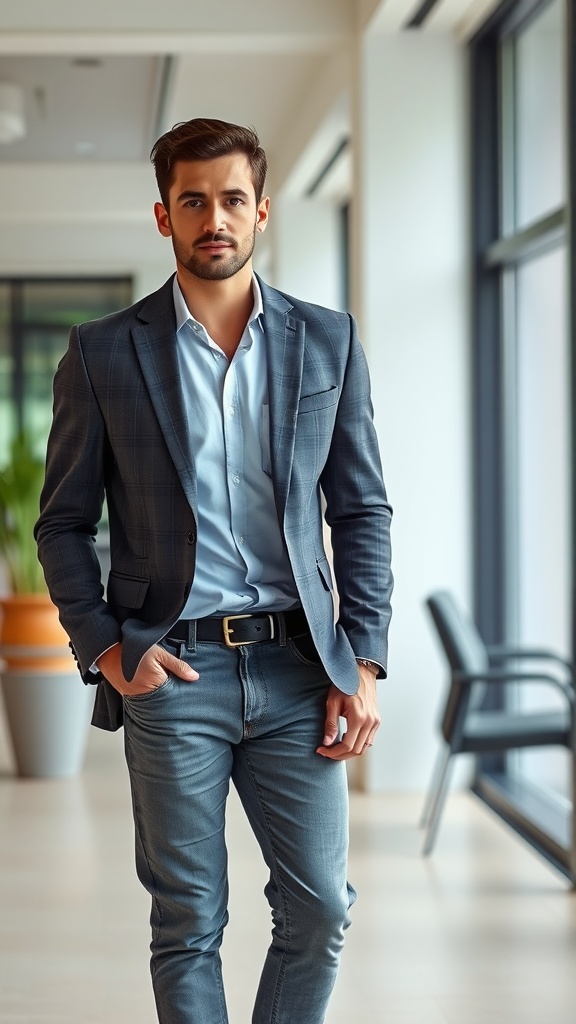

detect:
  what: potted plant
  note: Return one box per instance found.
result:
[0,433,94,777]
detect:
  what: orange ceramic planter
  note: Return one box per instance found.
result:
[0,594,73,672]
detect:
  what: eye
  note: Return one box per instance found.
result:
[227,197,243,207]
[185,199,203,208]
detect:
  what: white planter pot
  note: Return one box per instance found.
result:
[1,668,95,777]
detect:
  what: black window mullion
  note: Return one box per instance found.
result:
[472,30,506,650]
[10,281,24,436]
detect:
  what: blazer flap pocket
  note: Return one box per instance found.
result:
[107,571,150,610]
[316,556,333,592]
[298,385,339,414]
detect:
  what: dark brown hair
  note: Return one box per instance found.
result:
[150,118,267,207]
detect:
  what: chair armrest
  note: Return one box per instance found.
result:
[486,646,575,672]
[453,669,575,703]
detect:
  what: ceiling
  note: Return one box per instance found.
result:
[0,0,500,184]
[0,55,164,161]
[0,50,334,172]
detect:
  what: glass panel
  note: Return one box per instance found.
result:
[510,246,571,803]
[0,278,132,462]
[0,283,14,466]
[22,329,70,457]
[22,279,132,327]
[514,0,566,229]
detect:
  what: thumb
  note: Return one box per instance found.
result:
[322,714,340,747]
[160,649,199,681]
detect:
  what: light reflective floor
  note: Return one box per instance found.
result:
[0,719,575,1024]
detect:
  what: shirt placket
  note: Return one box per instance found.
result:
[222,356,250,592]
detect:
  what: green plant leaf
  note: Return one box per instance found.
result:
[0,433,47,594]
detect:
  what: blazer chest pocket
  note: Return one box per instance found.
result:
[297,385,339,415]
[107,570,150,610]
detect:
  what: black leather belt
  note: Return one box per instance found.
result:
[167,608,309,648]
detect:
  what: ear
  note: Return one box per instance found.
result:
[256,196,270,234]
[154,202,172,238]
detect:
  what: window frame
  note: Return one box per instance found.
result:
[470,0,576,881]
[0,275,132,440]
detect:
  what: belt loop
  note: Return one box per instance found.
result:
[276,611,287,647]
[186,619,197,653]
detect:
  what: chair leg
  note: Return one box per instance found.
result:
[422,747,454,856]
[420,744,451,828]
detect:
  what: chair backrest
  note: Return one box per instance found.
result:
[426,591,490,745]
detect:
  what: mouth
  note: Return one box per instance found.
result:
[193,234,234,256]
[196,240,234,255]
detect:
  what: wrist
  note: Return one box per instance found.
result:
[356,658,379,677]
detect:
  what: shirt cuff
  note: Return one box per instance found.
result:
[89,642,120,674]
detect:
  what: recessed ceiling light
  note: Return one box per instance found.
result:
[0,83,26,143]
[72,58,103,69]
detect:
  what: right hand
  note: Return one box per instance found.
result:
[96,642,199,696]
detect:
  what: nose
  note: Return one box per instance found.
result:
[203,202,226,235]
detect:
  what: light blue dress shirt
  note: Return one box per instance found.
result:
[173,275,300,620]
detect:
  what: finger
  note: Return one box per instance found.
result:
[317,743,359,762]
[317,718,378,760]
[365,723,380,748]
[157,648,199,681]
[322,712,340,747]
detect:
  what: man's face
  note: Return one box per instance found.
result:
[154,153,269,281]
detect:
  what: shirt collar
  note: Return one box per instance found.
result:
[172,273,263,334]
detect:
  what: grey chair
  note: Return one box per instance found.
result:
[421,591,575,856]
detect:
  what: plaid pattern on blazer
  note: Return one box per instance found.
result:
[35,275,393,731]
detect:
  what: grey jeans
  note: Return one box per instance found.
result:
[123,632,355,1024]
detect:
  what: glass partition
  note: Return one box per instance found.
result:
[0,278,132,464]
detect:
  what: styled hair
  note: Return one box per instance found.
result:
[150,118,267,207]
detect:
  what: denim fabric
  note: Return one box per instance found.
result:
[122,636,356,1024]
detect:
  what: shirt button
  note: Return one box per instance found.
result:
[187,532,196,544]
[239,536,245,545]
[232,475,240,485]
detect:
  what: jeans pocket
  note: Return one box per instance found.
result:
[123,673,175,703]
[287,632,322,667]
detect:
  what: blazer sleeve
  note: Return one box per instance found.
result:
[319,314,393,675]
[34,325,123,679]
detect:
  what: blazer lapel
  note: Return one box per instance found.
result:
[131,276,197,511]
[259,278,305,521]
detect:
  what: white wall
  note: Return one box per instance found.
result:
[0,164,175,297]
[272,197,344,310]
[356,33,472,790]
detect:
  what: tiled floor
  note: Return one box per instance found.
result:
[0,720,575,1023]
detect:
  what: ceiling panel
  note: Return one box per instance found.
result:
[0,55,163,161]
[165,52,325,157]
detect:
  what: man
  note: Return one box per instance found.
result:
[35,118,392,1024]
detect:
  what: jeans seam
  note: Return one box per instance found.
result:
[241,745,291,1024]
[124,727,164,952]
[242,650,269,737]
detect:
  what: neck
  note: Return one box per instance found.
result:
[176,263,255,359]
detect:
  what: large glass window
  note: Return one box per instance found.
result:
[0,278,132,463]
[471,0,574,876]
[513,0,566,229]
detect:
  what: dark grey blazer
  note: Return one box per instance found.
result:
[35,275,392,731]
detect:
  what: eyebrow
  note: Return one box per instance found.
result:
[176,188,250,202]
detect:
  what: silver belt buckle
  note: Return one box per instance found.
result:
[222,613,275,648]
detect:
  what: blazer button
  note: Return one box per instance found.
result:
[187,531,196,545]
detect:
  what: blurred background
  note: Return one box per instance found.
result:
[0,0,572,877]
